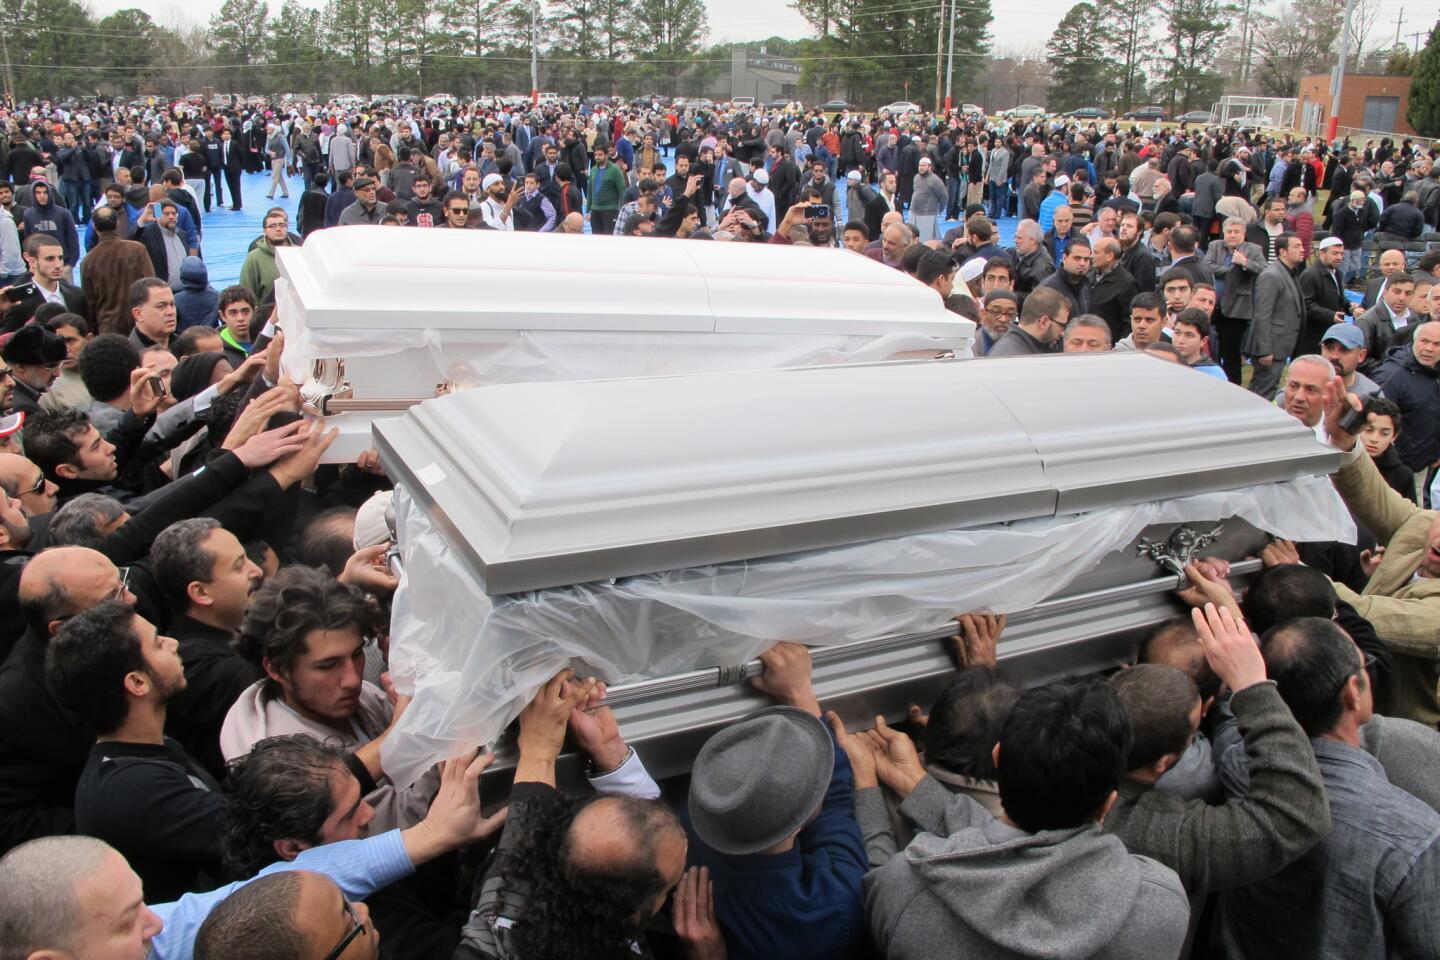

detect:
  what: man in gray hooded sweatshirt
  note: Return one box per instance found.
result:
[855,661,1192,959]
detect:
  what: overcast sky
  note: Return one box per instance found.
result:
[98,0,1424,55]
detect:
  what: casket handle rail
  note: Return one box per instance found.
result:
[602,550,1263,705]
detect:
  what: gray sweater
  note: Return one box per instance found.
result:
[908,172,947,216]
[862,777,1189,960]
[1104,681,1330,895]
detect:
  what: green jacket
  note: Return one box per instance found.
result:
[239,237,281,304]
[587,161,626,212]
[1103,681,1330,895]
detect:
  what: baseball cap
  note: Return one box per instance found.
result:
[1316,236,1343,251]
[1322,323,1364,349]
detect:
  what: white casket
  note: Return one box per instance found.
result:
[274,227,976,461]
[374,353,1354,790]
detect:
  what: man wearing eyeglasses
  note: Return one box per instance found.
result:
[0,450,58,519]
[196,871,380,960]
[1221,616,1440,959]
[0,547,135,854]
[239,209,292,305]
[974,290,1018,357]
[0,323,67,416]
[437,191,473,229]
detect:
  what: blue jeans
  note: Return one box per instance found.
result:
[62,180,89,223]
[947,176,963,219]
[987,182,1009,221]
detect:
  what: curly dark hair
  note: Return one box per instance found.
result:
[43,600,143,736]
[220,734,347,880]
[233,565,376,699]
[512,795,682,960]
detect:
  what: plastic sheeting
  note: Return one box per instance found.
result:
[279,317,973,393]
[380,474,1353,787]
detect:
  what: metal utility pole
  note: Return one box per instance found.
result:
[1390,9,1405,47]
[944,0,957,112]
[1328,0,1355,141]
[1408,30,1427,56]
[529,0,539,106]
[934,0,946,111]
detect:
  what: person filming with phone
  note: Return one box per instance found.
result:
[134,200,197,291]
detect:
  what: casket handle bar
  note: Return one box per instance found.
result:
[601,555,1264,706]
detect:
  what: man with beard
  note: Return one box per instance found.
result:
[1117,211,1156,293]
[221,565,429,834]
[44,600,224,902]
[151,517,264,779]
[1296,237,1350,359]
[478,172,520,231]
[1320,323,1379,398]
[987,287,1070,357]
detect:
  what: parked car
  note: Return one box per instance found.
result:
[1069,106,1110,119]
[1230,113,1274,128]
[1176,110,1216,124]
[960,102,984,115]
[1122,106,1166,121]
[879,101,923,115]
[1002,104,1047,119]
[730,96,756,108]
[769,97,791,108]
[821,99,851,112]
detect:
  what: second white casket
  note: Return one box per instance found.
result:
[274,226,976,460]
[373,353,1354,788]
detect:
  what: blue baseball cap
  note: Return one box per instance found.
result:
[1322,323,1364,349]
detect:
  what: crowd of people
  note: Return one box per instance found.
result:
[0,91,1437,960]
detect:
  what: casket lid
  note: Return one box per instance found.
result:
[276,225,971,339]
[374,353,1340,595]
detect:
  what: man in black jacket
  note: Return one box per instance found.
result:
[0,548,122,854]
[203,130,225,210]
[1375,321,1440,488]
[44,600,224,902]
[1376,191,1426,241]
[1088,237,1139,342]
[1297,237,1351,358]
[151,517,263,779]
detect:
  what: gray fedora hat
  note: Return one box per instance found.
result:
[687,706,834,856]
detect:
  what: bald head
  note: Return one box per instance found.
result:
[0,452,55,516]
[0,837,129,958]
[18,546,125,638]
[880,210,905,231]
[1138,617,1221,702]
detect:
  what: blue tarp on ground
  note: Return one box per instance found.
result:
[78,165,1017,293]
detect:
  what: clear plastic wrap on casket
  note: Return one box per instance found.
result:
[273,227,976,461]
[375,353,1353,786]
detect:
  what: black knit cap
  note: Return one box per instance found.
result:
[169,351,226,402]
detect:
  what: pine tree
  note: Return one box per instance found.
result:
[1045,3,1114,112]
[208,0,270,92]
[1095,0,1156,111]
[1409,22,1440,137]
[1155,0,1228,112]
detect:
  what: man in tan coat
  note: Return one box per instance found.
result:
[80,205,155,336]
[1323,375,1440,726]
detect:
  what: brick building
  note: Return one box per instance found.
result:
[1296,73,1417,137]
